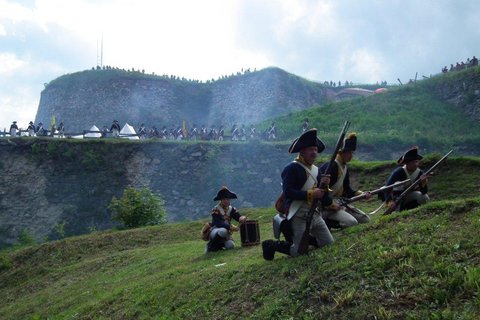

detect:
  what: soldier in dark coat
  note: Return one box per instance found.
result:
[217,125,225,141]
[320,133,371,229]
[110,120,121,138]
[206,187,247,253]
[9,121,18,137]
[262,128,334,260]
[57,122,65,138]
[384,147,429,212]
[138,123,147,139]
[231,124,239,141]
[27,121,35,136]
[268,122,277,140]
[302,118,309,133]
[36,122,46,136]
[190,124,198,140]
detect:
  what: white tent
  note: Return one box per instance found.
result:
[84,125,102,138]
[120,123,139,140]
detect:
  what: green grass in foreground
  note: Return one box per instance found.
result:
[1,196,479,319]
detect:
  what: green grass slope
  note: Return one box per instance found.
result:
[1,157,479,319]
[259,67,480,157]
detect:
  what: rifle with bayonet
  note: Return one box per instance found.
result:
[383,149,453,215]
[338,179,411,206]
[297,120,350,255]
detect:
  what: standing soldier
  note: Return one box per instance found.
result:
[190,123,198,140]
[302,118,309,133]
[151,126,160,138]
[9,121,18,137]
[320,133,371,229]
[268,122,277,140]
[200,124,208,140]
[101,125,109,138]
[208,125,217,140]
[27,121,35,136]
[161,126,168,139]
[206,187,247,253]
[383,147,429,213]
[110,120,120,138]
[138,123,147,139]
[262,128,334,260]
[249,125,257,140]
[218,125,225,141]
[240,124,247,141]
[57,122,65,138]
[231,124,239,141]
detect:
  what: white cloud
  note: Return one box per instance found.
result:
[0,52,25,73]
[1,0,480,129]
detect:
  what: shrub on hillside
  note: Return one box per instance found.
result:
[109,187,167,229]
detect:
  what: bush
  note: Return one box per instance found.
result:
[18,229,36,246]
[109,187,167,229]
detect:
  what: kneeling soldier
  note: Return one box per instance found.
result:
[206,187,247,252]
[262,128,334,260]
[384,147,429,212]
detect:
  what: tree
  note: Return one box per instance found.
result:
[109,187,167,229]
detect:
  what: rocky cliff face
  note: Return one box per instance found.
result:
[35,67,327,132]
[0,139,293,247]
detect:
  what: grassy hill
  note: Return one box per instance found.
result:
[258,66,480,159]
[1,156,479,319]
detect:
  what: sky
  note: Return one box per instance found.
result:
[1,0,479,130]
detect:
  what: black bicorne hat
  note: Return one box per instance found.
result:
[288,128,326,153]
[340,132,357,152]
[397,147,423,164]
[213,186,238,201]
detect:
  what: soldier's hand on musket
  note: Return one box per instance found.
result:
[387,201,397,211]
[419,174,428,186]
[313,188,330,199]
[320,174,331,187]
[363,191,373,200]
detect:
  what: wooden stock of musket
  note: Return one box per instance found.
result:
[297,120,350,255]
[383,149,453,215]
[338,179,411,206]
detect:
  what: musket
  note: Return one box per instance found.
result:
[338,179,411,206]
[297,120,350,255]
[383,149,453,215]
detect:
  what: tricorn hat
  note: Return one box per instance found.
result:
[213,186,238,201]
[29,121,33,124]
[288,128,326,153]
[397,146,423,164]
[340,132,357,152]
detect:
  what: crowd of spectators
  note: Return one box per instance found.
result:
[442,56,478,73]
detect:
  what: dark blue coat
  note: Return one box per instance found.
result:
[281,162,333,212]
[384,166,428,201]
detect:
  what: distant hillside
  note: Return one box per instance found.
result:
[35,67,332,132]
[258,66,480,159]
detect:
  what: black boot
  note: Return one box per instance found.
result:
[274,240,291,255]
[262,240,291,260]
[262,240,275,260]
